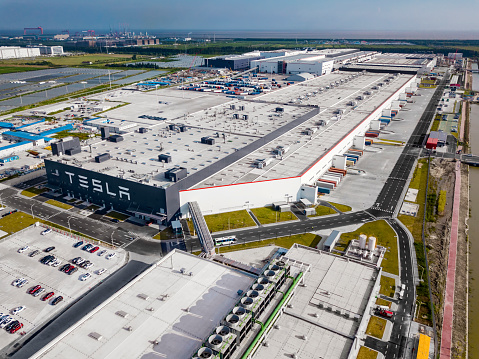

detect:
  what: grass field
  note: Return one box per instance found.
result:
[0,66,45,74]
[0,54,133,67]
[335,220,399,275]
[357,346,378,359]
[379,276,396,298]
[329,202,352,212]
[203,210,256,233]
[215,233,321,254]
[376,298,392,308]
[45,199,73,210]
[105,211,130,221]
[85,204,101,212]
[365,316,387,339]
[309,205,336,217]
[20,186,48,198]
[250,207,297,224]
[153,227,178,240]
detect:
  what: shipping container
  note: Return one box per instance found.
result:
[317,187,331,194]
[348,149,363,156]
[317,179,336,188]
[329,167,347,175]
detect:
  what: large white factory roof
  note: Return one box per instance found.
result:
[50,71,412,190]
[35,250,254,359]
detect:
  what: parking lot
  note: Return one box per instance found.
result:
[0,225,126,349]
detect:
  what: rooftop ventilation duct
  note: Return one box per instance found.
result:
[197,347,214,358]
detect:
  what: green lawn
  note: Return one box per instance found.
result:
[203,210,256,233]
[379,276,396,298]
[53,130,91,141]
[357,346,378,359]
[0,54,133,67]
[309,205,337,217]
[20,186,48,198]
[215,233,321,254]
[250,207,297,225]
[328,202,352,212]
[0,66,45,74]
[375,298,392,308]
[335,220,399,275]
[45,199,73,210]
[105,211,130,221]
[365,316,387,339]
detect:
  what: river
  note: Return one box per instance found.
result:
[468,104,479,357]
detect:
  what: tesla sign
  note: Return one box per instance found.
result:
[65,171,130,200]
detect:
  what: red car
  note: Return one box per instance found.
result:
[29,285,41,294]
[42,291,55,301]
[64,266,74,274]
[89,246,99,253]
[9,322,23,334]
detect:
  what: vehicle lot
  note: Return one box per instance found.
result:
[0,225,126,349]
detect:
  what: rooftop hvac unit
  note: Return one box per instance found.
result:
[239,105,245,111]
[255,158,272,169]
[240,296,254,310]
[230,104,236,110]
[371,86,378,90]
[233,114,239,119]
[195,347,214,358]
[377,82,384,87]
[246,290,259,299]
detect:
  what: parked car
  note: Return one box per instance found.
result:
[0,318,12,329]
[71,257,81,264]
[41,229,52,235]
[17,279,28,288]
[73,241,83,248]
[82,244,93,251]
[111,219,120,223]
[17,246,29,253]
[76,258,85,265]
[96,268,106,275]
[51,296,63,305]
[64,265,74,274]
[80,273,91,281]
[84,262,93,270]
[90,246,99,253]
[60,264,71,272]
[44,246,55,252]
[80,261,90,269]
[4,320,19,331]
[29,285,41,295]
[11,278,21,286]
[32,288,45,297]
[9,322,23,334]
[42,292,54,301]
[11,306,25,315]
[29,250,40,257]
[106,253,116,260]
[98,250,107,257]
[51,259,62,267]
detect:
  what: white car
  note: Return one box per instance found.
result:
[96,268,106,275]
[76,258,85,265]
[84,262,93,270]
[51,259,62,267]
[41,229,52,235]
[17,279,28,288]
[105,253,116,260]
[0,317,12,328]
[11,306,25,315]
[18,246,29,253]
[11,278,21,286]
[80,273,91,281]
[98,250,107,257]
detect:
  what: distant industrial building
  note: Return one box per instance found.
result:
[0,46,40,59]
[205,52,263,70]
[36,46,64,56]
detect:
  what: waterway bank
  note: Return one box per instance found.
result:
[467,104,479,358]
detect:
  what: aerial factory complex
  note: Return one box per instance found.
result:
[0,44,454,359]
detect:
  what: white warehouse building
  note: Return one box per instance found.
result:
[0,46,40,59]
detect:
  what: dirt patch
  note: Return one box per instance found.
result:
[451,164,468,359]
[423,159,455,335]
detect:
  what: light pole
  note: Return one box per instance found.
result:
[30,203,35,219]
[110,230,115,247]
[67,216,73,235]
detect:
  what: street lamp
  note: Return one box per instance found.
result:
[67,216,74,235]
[30,203,35,219]
[110,230,115,247]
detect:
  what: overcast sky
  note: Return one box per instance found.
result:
[1,0,479,35]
